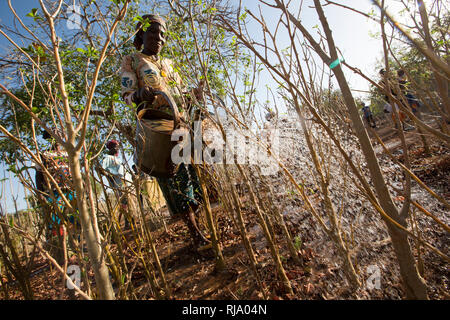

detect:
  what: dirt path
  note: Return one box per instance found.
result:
[371,114,435,154]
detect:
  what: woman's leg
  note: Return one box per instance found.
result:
[157,165,210,247]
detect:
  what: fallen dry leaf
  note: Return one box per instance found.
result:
[305,283,314,295]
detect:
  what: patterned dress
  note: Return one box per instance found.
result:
[35,147,76,230]
[120,52,202,215]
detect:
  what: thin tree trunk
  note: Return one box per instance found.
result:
[68,152,115,300]
[193,164,226,272]
[417,0,450,122]
[310,0,428,299]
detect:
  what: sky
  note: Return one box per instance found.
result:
[0,1,34,214]
[243,0,387,100]
[0,0,414,213]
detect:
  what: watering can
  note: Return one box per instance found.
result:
[135,90,189,178]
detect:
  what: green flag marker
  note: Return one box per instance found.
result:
[329,58,345,69]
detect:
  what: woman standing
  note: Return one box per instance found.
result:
[120,14,210,250]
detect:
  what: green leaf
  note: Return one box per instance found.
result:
[293,236,302,250]
[26,8,42,21]
[26,8,38,18]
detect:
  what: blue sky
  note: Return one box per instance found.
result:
[0,1,39,214]
[0,0,410,213]
[243,0,385,98]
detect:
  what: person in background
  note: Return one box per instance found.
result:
[397,69,421,125]
[102,139,131,229]
[379,69,406,130]
[35,130,77,262]
[361,102,376,128]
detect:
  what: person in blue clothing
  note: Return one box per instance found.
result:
[361,102,376,128]
[397,69,420,116]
